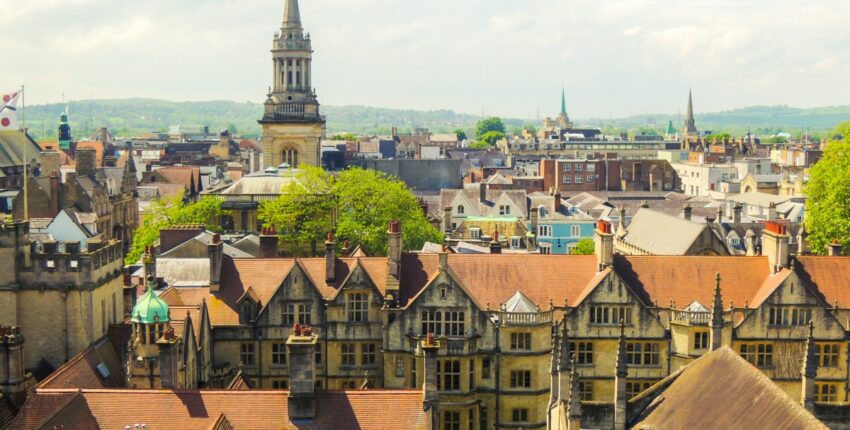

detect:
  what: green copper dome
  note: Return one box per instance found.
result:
[132,284,170,324]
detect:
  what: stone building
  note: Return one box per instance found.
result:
[0,219,125,370]
[260,0,326,169]
[111,218,850,429]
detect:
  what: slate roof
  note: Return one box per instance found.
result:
[440,188,528,219]
[619,208,717,255]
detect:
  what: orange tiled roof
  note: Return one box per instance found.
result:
[614,255,770,309]
[796,256,850,308]
[38,339,124,390]
[154,166,200,189]
[14,389,430,430]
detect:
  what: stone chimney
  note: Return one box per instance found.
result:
[479,182,487,203]
[385,221,402,305]
[438,241,449,272]
[615,206,627,239]
[745,229,757,256]
[259,227,278,258]
[287,324,318,420]
[49,172,60,217]
[325,231,336,284]
[530,207,539,241]
[683,203,692,221]
[208,234,224,293]
[762,221,790,273]
[797,226,808,255]
[489,230,502,254]
[828,240,843,256]
[75,147,97,178]
[614,321,628,430]
[443,206,452,234]
[716,206,724,223]
[767,201,777,221]
[421,334,440,429]
[157,326,179,389]
[710,273,724,351]
[733,203,742,224]
[594,220,614,270]
[0,326,27,407]
[40,150,61,178]
[801,321,817,412]
[341,239,351,256]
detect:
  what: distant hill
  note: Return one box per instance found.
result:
[20,98,850,140]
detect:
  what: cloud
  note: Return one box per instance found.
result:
[5,0,850,118]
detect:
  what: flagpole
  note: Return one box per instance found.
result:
[22,85,28,221]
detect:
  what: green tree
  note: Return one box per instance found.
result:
[468,140,490,149]
[476,131,505,147]
[523,125,538,136]
[259,167,442,256]
[805,122,850,255]
[126,193,229,264]
[331,133,359,141]
[257,167,336,256]
[475,117,505,138]
[454,129,467,141]
[570,238,595,255]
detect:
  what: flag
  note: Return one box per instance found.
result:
[0,90,20,131]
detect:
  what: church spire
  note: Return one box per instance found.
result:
[683,88,697,134]
[561,87,567,115]
[282,0,302,29]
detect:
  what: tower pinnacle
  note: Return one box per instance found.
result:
[561,87,567,115]
[683,89,697,134]
[282,0,302,29]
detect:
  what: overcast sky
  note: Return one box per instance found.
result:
[5,0,850,118]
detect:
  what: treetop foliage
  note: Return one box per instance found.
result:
[804,121,850,255]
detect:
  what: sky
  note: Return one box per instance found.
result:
[4,0,850,118]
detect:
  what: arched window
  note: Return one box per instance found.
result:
[281,148,299,168]
[457,205,465,215]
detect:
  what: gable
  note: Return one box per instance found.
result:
[570,270,666,338]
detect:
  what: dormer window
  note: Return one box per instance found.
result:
[457,205,465,215]
[499,205,511,215]
[241,304,255,325]
[470,228,481,240]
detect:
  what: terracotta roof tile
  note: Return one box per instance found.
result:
[614,255,770,309]
[796,257,850,308]
[153,166,201,189]
[15,390,429,430]
[38,338,124,390]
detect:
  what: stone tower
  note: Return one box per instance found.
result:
[260,0,326,169]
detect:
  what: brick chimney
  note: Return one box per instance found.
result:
[443,206,452,234]
[762,221,790,273]
[553,191,562,213]
[385,221,402,305]
[828,240,844,256]
[40,150,61,178]
[594,220,614,270]
[287,324,318,420]
[0,326,27,407]
[157,326,179,389]
[325,231,336,284]
[49,172,60,217]
[529,207,539,250]
[208,234,223,293]
[75,147,97,178]
[421,334,440,429]
[489,230,502,254]
[259,227,278,258]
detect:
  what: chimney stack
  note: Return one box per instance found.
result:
[443,206,452,234]
[479,182,487,203]
[49,172,60,217]
[489,230,502,254]
[439,240,449,272]
[733,203,742,224]
[325,231,336,284]
[75,147,97,178]
[762,221,790,273]
[530,207,539,247]
[421,334,440,427]
[208,234,223,293]
[157,326,179,389]
[767,201,777,221]
[683,203,692,221]
[341,239,351,256]
[259,227,278,258]
[0,326,27,407]
[594,220,614,270]
[828,240,844,257]
[287,325,318,420]
[553,191,562,213]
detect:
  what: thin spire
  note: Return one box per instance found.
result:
[712,272,724,327]
[560,86,567,115]
[684,88,697,134]
[568,357,582,419]
[282,0,302,28]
